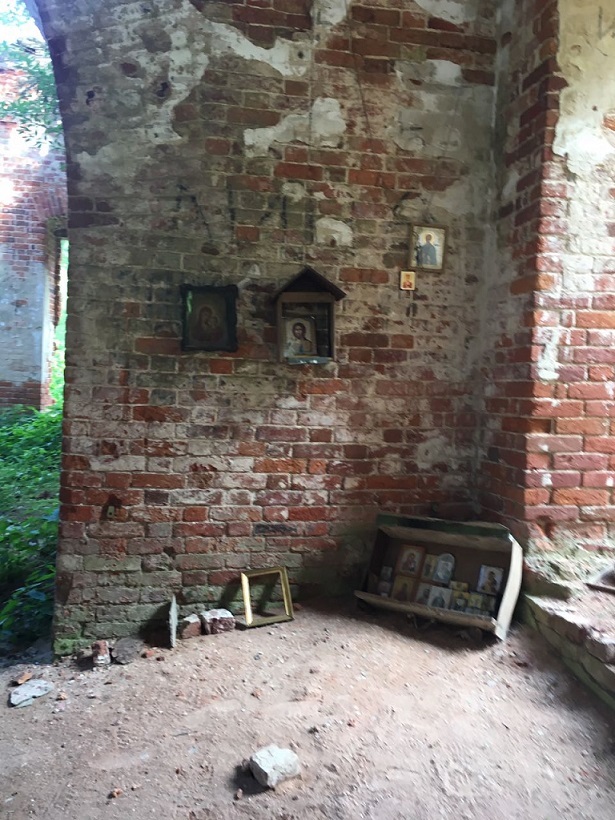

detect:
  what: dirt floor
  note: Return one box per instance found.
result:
[1,602,615,820]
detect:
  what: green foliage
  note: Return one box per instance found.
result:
[0,405,61,648]
[0,404,62,520]
[49,239,69,405]
[0,0,62,150]
[49,311,67,405]
[0,519,57,647]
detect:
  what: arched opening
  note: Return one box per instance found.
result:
[0,0,66,649]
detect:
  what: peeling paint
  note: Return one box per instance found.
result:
[244,97,346,156]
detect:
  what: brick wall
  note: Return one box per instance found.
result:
[480,0,615,568]
[526,0,615,558]
[32,0,615,649]
[0,68,66,409]
[478,0,565,540]
[34,0,503,646]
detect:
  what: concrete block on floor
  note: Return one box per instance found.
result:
[249,744,300,789]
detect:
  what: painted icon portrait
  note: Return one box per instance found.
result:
[410,224,447,272]
[283,317,317,358]
[181,285,238,352]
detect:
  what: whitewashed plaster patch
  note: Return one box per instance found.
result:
[397,59,463,87]
[413,0,479,26]
[76,13,310,184]
[415,434,453,470]
[281,182,306,202]
[391,85,493,161]
[311,0,348,27]
[206,21,309,79]
[501,168,519,202]
[554,0,615,174]
[315,217,353,247]
[244,97,346,156]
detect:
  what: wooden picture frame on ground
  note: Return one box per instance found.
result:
[240,566,294,628]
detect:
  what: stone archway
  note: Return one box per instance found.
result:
[0,66,66,408]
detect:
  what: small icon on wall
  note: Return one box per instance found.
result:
[399,270,416,291]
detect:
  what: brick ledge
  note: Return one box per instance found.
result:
[523,594,615,711]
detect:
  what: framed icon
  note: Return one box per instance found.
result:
[181,284,238,352]
[410,224,447,271]
[399,270,416,290]
[395,545,424,578]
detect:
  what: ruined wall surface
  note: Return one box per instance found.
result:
[0,70,66,409]
[34,0,500,646]
[525,0,615,560]
[479,0,615,583]
[478,0,564,540]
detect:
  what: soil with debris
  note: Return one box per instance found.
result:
[565,587,615,631]
[1,601,614,819]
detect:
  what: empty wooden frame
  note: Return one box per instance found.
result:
[240,566,294,627]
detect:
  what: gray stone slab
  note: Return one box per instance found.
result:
[169,595,178,649]
[9,679,54,708]
[111,636,144,664]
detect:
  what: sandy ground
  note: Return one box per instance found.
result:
[1,601,614,820]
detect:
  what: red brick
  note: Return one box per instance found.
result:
[132,474,184,489]
[209,359,234,374]
[583,472,615,488]
[132,406,185,422]
[236,225,260,241]
[527,435,583,453]
[576,311,615,328]
[299,379,348,395]
[568,383,614,399]
[254,458,307,474]
[352,6,401,26]
[553,489,609,506]
[585,436,615,454]
[553,453,609,470]
[274,162,323,181]
[340,267,389,284]
[205,137,231,155]
[135,337,181,355]
[556,418,607,435]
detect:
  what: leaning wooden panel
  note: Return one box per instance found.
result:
[240,566,294,628]
[493,535,523,640]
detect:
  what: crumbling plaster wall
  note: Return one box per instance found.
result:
[34,0,502,647]
[0,70,66,408]
[478,0,561,537]
[544,0,615,555]
[523,0,615,567]
[480,0,615,589]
